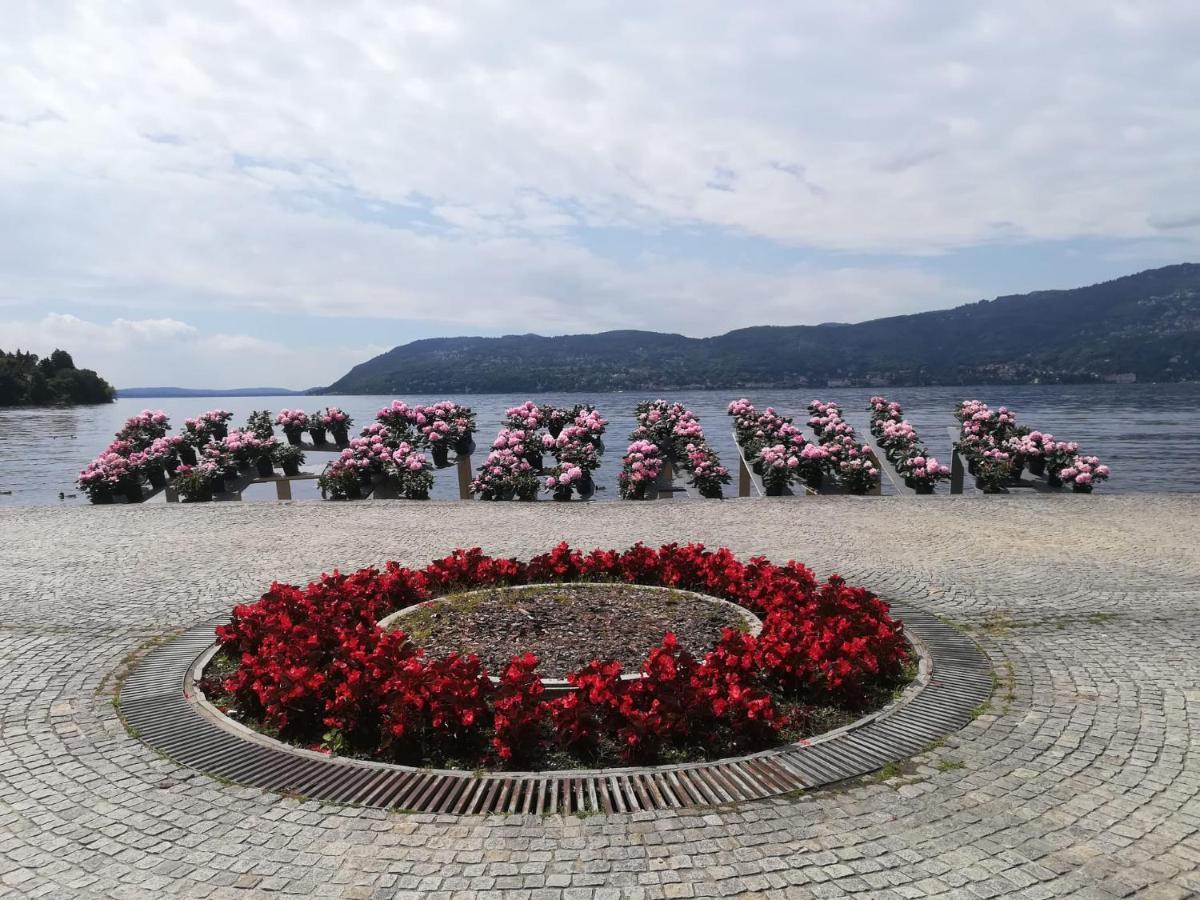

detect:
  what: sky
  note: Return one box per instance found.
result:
[2,2,1199,389]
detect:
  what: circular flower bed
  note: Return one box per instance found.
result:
[202,543,911,769]
[379,583,759,680]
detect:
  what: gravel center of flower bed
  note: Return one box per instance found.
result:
[386,583,752,677]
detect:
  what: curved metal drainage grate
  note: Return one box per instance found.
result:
[119,603,991,815]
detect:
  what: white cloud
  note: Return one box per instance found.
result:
[0,313,383,388]
[1,1,1198,386]
[1,313,196,350]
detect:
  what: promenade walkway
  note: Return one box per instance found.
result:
[1,497,1197,898]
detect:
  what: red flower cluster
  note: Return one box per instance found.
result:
[210,542,908,768]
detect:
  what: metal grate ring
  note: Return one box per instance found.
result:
[119,602,990,815]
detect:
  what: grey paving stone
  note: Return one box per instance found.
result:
[0,497,1198,897]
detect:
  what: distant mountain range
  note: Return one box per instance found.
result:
[323,264,1200,393]
[117,386,307,398]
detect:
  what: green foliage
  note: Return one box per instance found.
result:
[245,409,275,439]
[321,264,1200,392]
[0,348,115,406]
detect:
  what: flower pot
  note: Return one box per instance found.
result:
[914,482,934,495]
[309,426,328,446]
[975,477,1004,494]
[431,444,450,468]
[967,458,978,476]
[122,479,144,504]
[405,488,430,501]
[178,444,198,466]
[553,487,574,502]
[903,475,917,489]
[1027,457,1046,477]
[764,482,784,497]
[1072,483,1093,494]
[752,458,765,475]
[210,473,226,494]
[284,427,303,447]
[698,484,723,499]
[164,457,180,478]
[212,424,228,440]
[577,471,595,499]
[1047,473,1063,488]
[454,434,474,455]
[525,451,544,472]
[147,466,167,490]
[547,421,564,439]
[805,471,823,490]
[357,469,373,487]
[89,487,113,505]
[497,487,516,501]
[344,482,363,500]
[331,426,350,449]
[182,486,213,503]
[256,457,274,477]
[282,460,301,477]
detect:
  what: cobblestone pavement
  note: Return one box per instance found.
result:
[1,496,1199,899]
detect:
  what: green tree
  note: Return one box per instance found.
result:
[0,348,115,406]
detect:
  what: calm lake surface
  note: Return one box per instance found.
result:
[1,384,1197,506]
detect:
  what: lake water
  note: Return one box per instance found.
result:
[1,384,1197,506]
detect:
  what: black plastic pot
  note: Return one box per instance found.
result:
[282,460,301,477]
[547,421,564,438]
[178,444,198,466]
[331,426,350,449]
[1028,457,1046,477]
[431,444,450,468]
[454,433,474,455]
[577,471,595,499]
[256,457,274,477]
[212,424,228,440]
[122,479,144,504]
[210,473,225,494]
[309,426,328,446]
[147,466,167,490]
[89,487,113,505]
[914,482,934,495]
[764,481,784,497]
[284,427,303,446]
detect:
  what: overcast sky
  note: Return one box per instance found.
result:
[3,2,1198,388]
